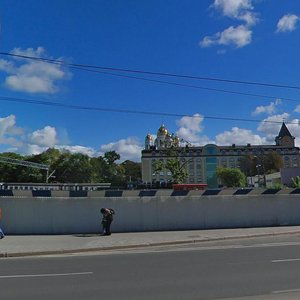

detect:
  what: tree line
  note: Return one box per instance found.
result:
[0,148,285,188]
[0,148,142,187]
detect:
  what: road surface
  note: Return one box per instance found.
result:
[1,235,300,299]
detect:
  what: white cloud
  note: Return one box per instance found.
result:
[213,0,258,26]
[0,115,23,147]
[0,59,14,73]
[200,36,217,48]
[0,47,70,94]
[0,115,59,155]
[220,25,252,47]
[176,114,212,145]
[29,126,57,147]
[0,113,144,161]
[177,114,203,132]
[100,137,143,162]
[0,115,19,136]
[216,127,266,145]
[201,0,258,50]
[176,114,202,142]
[5,75,57,94]
[57,145,97,157]
[257,113,300,147]
[0,113,142,161]
[200,25,252,48]
[287,120,300,148]
[256,113,289,143]
[294,105,300,114]
[22,144,49,155]
[252,99,282,116]
[276,14,300,33]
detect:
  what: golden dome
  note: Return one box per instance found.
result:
[145,133,153,141]
[158,124,168,135]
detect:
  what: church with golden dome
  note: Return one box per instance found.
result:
[145,124,181,150]
[141,122,300,188]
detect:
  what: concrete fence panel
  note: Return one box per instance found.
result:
[1,193,300,234]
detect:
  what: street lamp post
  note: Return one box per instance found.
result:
[254,154,266,188]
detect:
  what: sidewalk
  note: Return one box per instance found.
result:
[1,226,300,258]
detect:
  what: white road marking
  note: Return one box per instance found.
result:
[272,288,300,294]
[0,271,93,279]
[272,258,300,263]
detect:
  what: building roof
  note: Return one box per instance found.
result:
[278,122,293,138]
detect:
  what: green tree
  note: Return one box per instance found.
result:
[262,152,283,174]
[239,154,256,177]
[25,148,61,182]
[95,151,125,187]
[0,152,36,182]
[0,149,129,185]
[90,156,107,182]
[292,176,300,188]
[240,152,283,177]
[121,160,142,184]
[104,151,120,165]
[51,151,93,183]
[153,149,189,184]
[216,167,246,187]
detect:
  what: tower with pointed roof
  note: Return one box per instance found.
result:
[275,122,295,147]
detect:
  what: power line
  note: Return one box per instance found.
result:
[67,66,300,103]
[1,51,300,91]
[2,52,299,104]
[1,52,299,126]
[0,95,297,126]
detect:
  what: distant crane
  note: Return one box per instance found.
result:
[0,156,54,183]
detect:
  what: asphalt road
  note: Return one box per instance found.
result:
[2,236,300,299]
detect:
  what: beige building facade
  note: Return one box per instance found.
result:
[141,122,300,188]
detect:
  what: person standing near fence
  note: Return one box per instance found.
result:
[100,208,115,236]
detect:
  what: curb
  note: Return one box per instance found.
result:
[1,229,300,258]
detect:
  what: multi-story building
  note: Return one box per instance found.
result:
[141,122,300,188]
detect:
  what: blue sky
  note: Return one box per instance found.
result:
[1,0,300,162]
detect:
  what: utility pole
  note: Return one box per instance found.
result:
[254,152,266,188]
[0,156,50,182]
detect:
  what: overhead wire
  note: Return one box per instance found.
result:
[1,52,299,104]
[0,95,298,126]
[68,65,300,104]
[1,51,300,91]
[0,51,300,127]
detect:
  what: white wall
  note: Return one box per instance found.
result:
[1,192,300,234]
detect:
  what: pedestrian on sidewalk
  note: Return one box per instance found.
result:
[100,208,115,236]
